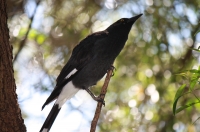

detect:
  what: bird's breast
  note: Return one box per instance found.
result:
[72,57,112,88]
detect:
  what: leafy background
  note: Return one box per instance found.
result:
[7,0,200,132]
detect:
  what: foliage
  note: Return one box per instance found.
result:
[173,49,200,120]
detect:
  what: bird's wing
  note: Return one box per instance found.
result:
[56,30,109,85]
[42,31,108,109]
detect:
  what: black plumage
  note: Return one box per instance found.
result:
[40,14,142,132]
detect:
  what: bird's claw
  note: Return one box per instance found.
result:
[96,97,105,106]
[111,72,115,77]
[95,94,105,106]
[84,88,105,106]
[110,65,116,70]
[110,65,116,77]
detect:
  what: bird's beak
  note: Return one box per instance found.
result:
[128,14,143,23]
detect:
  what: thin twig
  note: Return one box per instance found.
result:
[13,0,41,63]
[90,66,114,132]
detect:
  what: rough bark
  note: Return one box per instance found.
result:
[0,0,26,131]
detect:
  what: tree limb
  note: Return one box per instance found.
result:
[13,0,41,63]
[0,0,26,131]
[90,66,114,132]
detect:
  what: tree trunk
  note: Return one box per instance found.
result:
[0,0,26,131]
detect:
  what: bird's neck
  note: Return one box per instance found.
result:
[105,33,128,57]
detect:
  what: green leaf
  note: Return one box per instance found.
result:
[189,69,200,73]
[175,101,200,114]
[174,72,187,78]
[173,84,186,115]
[190,77,198,91]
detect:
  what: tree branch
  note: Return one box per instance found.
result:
[90,66,114,132]
[0,0,26,131]
[13,0,41,63]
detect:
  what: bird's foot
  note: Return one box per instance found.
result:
[109,65,116,77]
[84,88,105,106]
[93,95,105,106]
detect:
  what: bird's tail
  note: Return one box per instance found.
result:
[40,104,61,132]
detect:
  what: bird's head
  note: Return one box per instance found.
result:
[106,14,143,35]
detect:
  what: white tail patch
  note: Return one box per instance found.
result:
[55,81,79,108]
[55,69,79,108]
[42,128,48,132]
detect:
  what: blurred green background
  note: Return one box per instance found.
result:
[7,0,200,132]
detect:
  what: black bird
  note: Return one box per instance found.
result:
[40,14,142,132]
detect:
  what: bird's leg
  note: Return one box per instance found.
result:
[84,88,105,106]
[109,65,116,77]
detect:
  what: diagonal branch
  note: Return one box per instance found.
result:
[90,66,114,132]
[13,0,41,63]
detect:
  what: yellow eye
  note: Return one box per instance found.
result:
[120,19,124,22]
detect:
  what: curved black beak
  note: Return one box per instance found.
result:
[128,14,143,23]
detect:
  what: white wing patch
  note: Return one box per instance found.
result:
[55,69,79,108]
[65,69,77,78]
